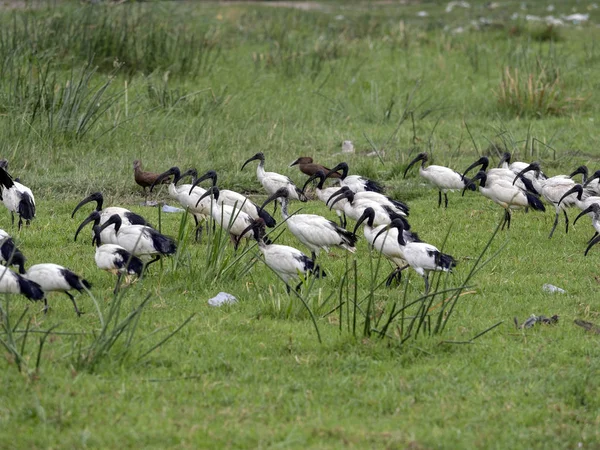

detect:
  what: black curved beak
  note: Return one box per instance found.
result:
[569,165,588,182]
[585,233,600,256]
[74,211,101,242]
[326,162,347,180]
[326,187,349,206]
[196,186,218,208]
[71,192,103,218]
[352,209,372,236]
[301,172,321,193]
[558,185,583,207]
[241,154,262,171]
[574,204,595,227]
[583,171,600,188]
[151,167,178,192]
[403,154,424,179]
[259,191,282,211]
[100,214,122,234]
[462,157,487,180]
[512,163,538,185]
[328,190,352,210]
[189,171,216,195]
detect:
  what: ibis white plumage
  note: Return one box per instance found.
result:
[373,218,457,293]
[260,187,357,260]
[25,263,91,316]
[302,170,348,227]
[0,266,44,303]
[575,204,600,256]
[559,184,600,243]
[92,225,144,286]
[0,166,35,229]
[240,152,307,207]
[328,189,406,227]
[326,186,409,218]
[326,162,384,194]
[404,152,473,208]
[239,218,324,293]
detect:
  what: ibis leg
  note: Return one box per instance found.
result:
[285,284,291,294]
[144,256,161,271]
[113,272,123,295]
[437,191,442,208]
[423,274,430,294]
[588,232,599,245]
[295,281,303,292]
[42,298,49,314]
[65,292,82,317]
[506,210,511,229]
[444,193,449,208]
[11,212,14,227]
[311,251,317,262]
[563,209,569,234]
[548,211,560,239]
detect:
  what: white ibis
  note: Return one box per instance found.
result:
[576,204,600,256]
[240,153,307,210]
[0,166,35,229]
[463,170,545,229]
[260,188,357,261]
[0,229,26,274]
[150,167,208,241]
[195,186,256,250]
[328,189,406,227]
[327,162,384,193]
[462,156,539,194]
[583,170,600,196]
[373,218,457,293]
[559,184,600,243]
[25,264,91,316]
[91,225,144,286]
[71,192,149,226]
[74,211,119,244]
[352,207,419,286]
[98,214,177,267]
[190,170,276,227]
[302,170,348,227]
[0,267,44,303]
[404,152,473,208]
[239,218,324,293]
[326,186,409,218]
[513,163,587,238]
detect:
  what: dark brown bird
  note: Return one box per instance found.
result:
[133,160,170,203]
[289,157,342,178]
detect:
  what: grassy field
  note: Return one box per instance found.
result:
[1,1,600,448]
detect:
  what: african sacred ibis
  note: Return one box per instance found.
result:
[462,156,539,194]
[353,207,419,286]
[558,184,600,243]
[0,229,26,274]
[91,225,144,287]
[326,186,409,218]
[195,187,257,250]
[513,163,587,238]
[150,167,208,241]
[373,218,456,293]
[71,192,149,227]
[328,189,406,227]
[327,162,384,194]
[463,170,545,229]
[260,187,357,261]
[240,152,307,211]
[0,266,44,303]
[25,264,91,316]
[239,218,324,293]
[404,152,473,208]
[0,166,35,229]
[302,170,348,227]
[583,170,600,196]
[576,204,600,256]
[98,214,177,267]
[190,170,276,227]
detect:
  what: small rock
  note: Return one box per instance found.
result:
[542,283,566,294]
[208,292,238,307]
[342,140,355,153]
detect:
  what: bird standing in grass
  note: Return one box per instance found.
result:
[133,159,170,203]
[0,267,44,303]
[72,192,149,227]
[302,170,348,227]
[289,157,342,179]
[0,166,35,229]
[239,218,324,293]
[92,225,144,288]
[25,263,91,316]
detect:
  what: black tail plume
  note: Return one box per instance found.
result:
[18,192,35,221]
[525,192,545,212]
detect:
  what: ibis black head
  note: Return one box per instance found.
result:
[558,184,583,207]
[569,165,588,183]
[328,189,354,210]
[462,171,486,195]
[74,211,102,242]
[188,170,216,195]
[260,188,289,211]
[241,152,265,171]
[462,156,490,179]
[238,217,267,247]
[584,170,600,188]
[353,207,376,236]
[91,225,102,247]
[182,168,198,184]
[0,159,8,170]
[72,192,104,218]
[575,203,600,227]
[302,169,327,192]
[150,167,179,192]
[327,162,349,180]
[100,214,123,234]
[196,186,219,208]
[513,162,541,185]
[498,152,511,167]
[374,218,406,247]
[403,153,428,179]
[326,186,350,206]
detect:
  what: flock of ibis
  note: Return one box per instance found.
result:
[1,150,599,316]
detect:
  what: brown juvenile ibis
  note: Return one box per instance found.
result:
[133,160,170,202]
[289,157,342,179]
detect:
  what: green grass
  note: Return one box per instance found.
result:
[1,1,600,448]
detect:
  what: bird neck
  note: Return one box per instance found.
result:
[256,163,266,180]
[280,197,289,219]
